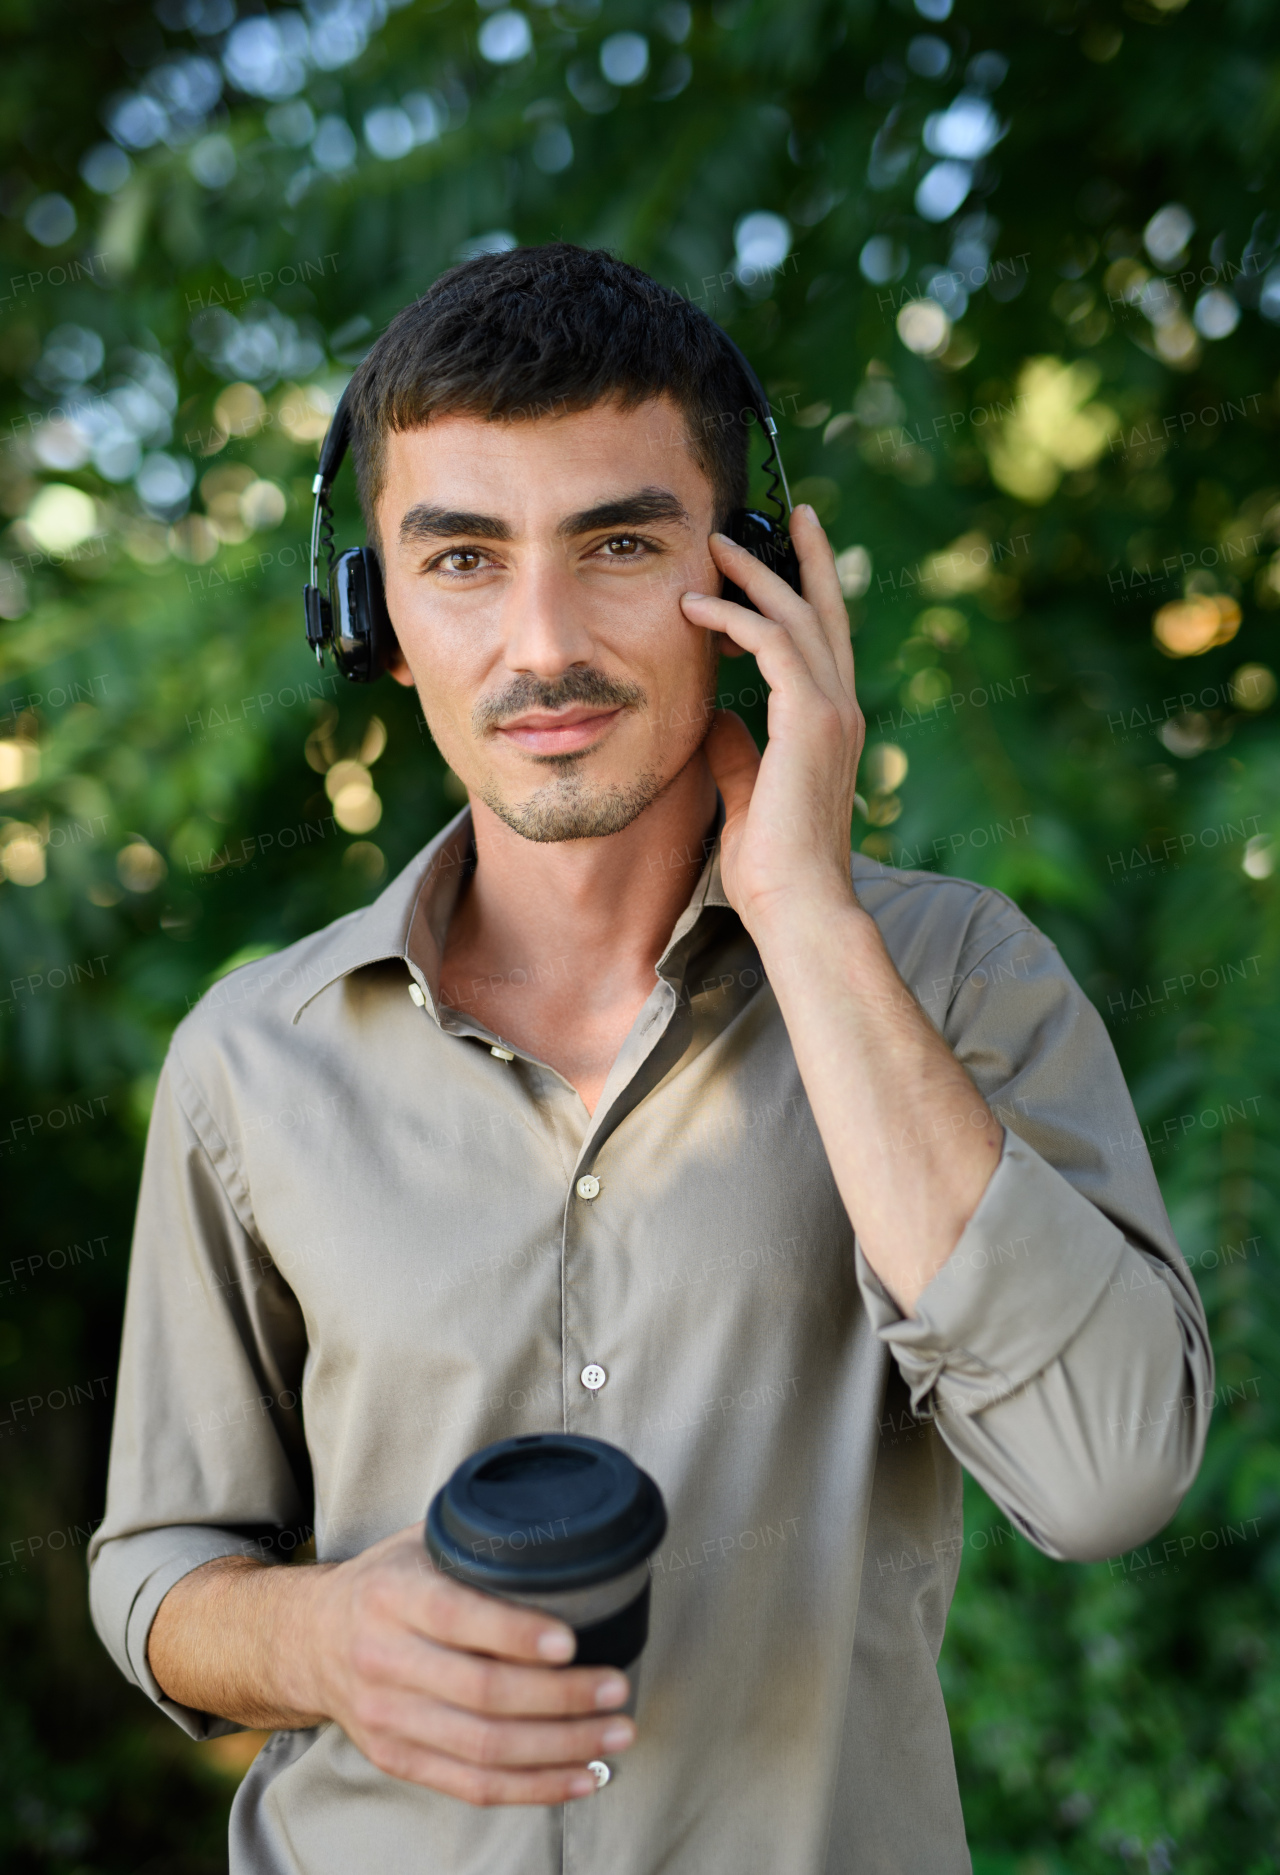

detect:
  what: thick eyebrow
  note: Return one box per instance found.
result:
[397,486,690,550]
[556,488,690,538]
[399,505,514,545]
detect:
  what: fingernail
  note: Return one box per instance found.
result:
[796,503,817,521]
[537,1629,575,1662]
[601,1720,635,1750]
[568,1773,597,1798]
[595,1677,629,1708]
[682,590,709,602]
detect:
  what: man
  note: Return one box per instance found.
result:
[89,244,1211,1875]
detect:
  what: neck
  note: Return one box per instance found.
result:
[450,751,720,990]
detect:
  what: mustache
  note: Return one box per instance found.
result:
[473,667,647,736]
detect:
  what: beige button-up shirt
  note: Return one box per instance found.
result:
[89,806,1211,1875]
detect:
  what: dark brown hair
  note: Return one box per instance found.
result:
[344,242,753,545]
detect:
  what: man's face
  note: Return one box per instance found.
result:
[376,395,728,843]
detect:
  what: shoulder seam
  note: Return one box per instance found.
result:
[944,924,1056,1026]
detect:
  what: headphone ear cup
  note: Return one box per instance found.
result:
[720,509,802,613]
[357,547,398,679]
[329,548,398,682]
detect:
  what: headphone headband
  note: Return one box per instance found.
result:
[317,395,352,486]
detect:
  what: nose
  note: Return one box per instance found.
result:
[498,546,597,680]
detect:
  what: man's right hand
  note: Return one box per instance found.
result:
[148,1524,635,1806]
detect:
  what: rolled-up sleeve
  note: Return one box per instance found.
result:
[856,921,1213,1563]
[88,1048,312,1738]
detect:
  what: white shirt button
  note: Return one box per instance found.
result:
[407,982,426,1008]
[575,1174,600,1200]
[490,1044,515,1061]
[586,1759,611,1789]
[581,1363,607,1394]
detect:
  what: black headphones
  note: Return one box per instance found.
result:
[302,330,801,683]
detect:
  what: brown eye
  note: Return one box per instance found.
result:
[604,536,641,556]
[443,550,482,572]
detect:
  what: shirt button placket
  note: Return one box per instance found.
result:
[572,1174,603,1414]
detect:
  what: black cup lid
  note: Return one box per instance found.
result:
[425,1433,667,1594]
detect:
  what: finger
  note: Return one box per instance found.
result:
[422,1643,631,1718]
[368,1739,601,1806]
[696,510,856,696]
[703,711,761,827]
[680,592,830,706]
[788,503,857,681]
[374,1690,636,1769]
[702,533,840,684]
[417,1567,576,1665]
[692,535,849,701]
[335,1620,630,1719]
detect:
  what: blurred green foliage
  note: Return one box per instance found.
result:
[1,0,1278,1868]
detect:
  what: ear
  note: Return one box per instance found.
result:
[386,645,415,687]
[705,547,744,659]
[713,627,749,660]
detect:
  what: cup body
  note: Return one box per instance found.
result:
[425,1434,666,1671]
[498,1558,653,1668]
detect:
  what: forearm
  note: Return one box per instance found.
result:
[148,1554,336,1730]
[752,891,1002,1311]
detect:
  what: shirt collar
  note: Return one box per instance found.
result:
[290,798,731,1024]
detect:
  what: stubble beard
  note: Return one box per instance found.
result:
[476,757,668,844]
[468,664,717,845]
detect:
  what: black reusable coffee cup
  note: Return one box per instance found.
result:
[425,1433,667,1669]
